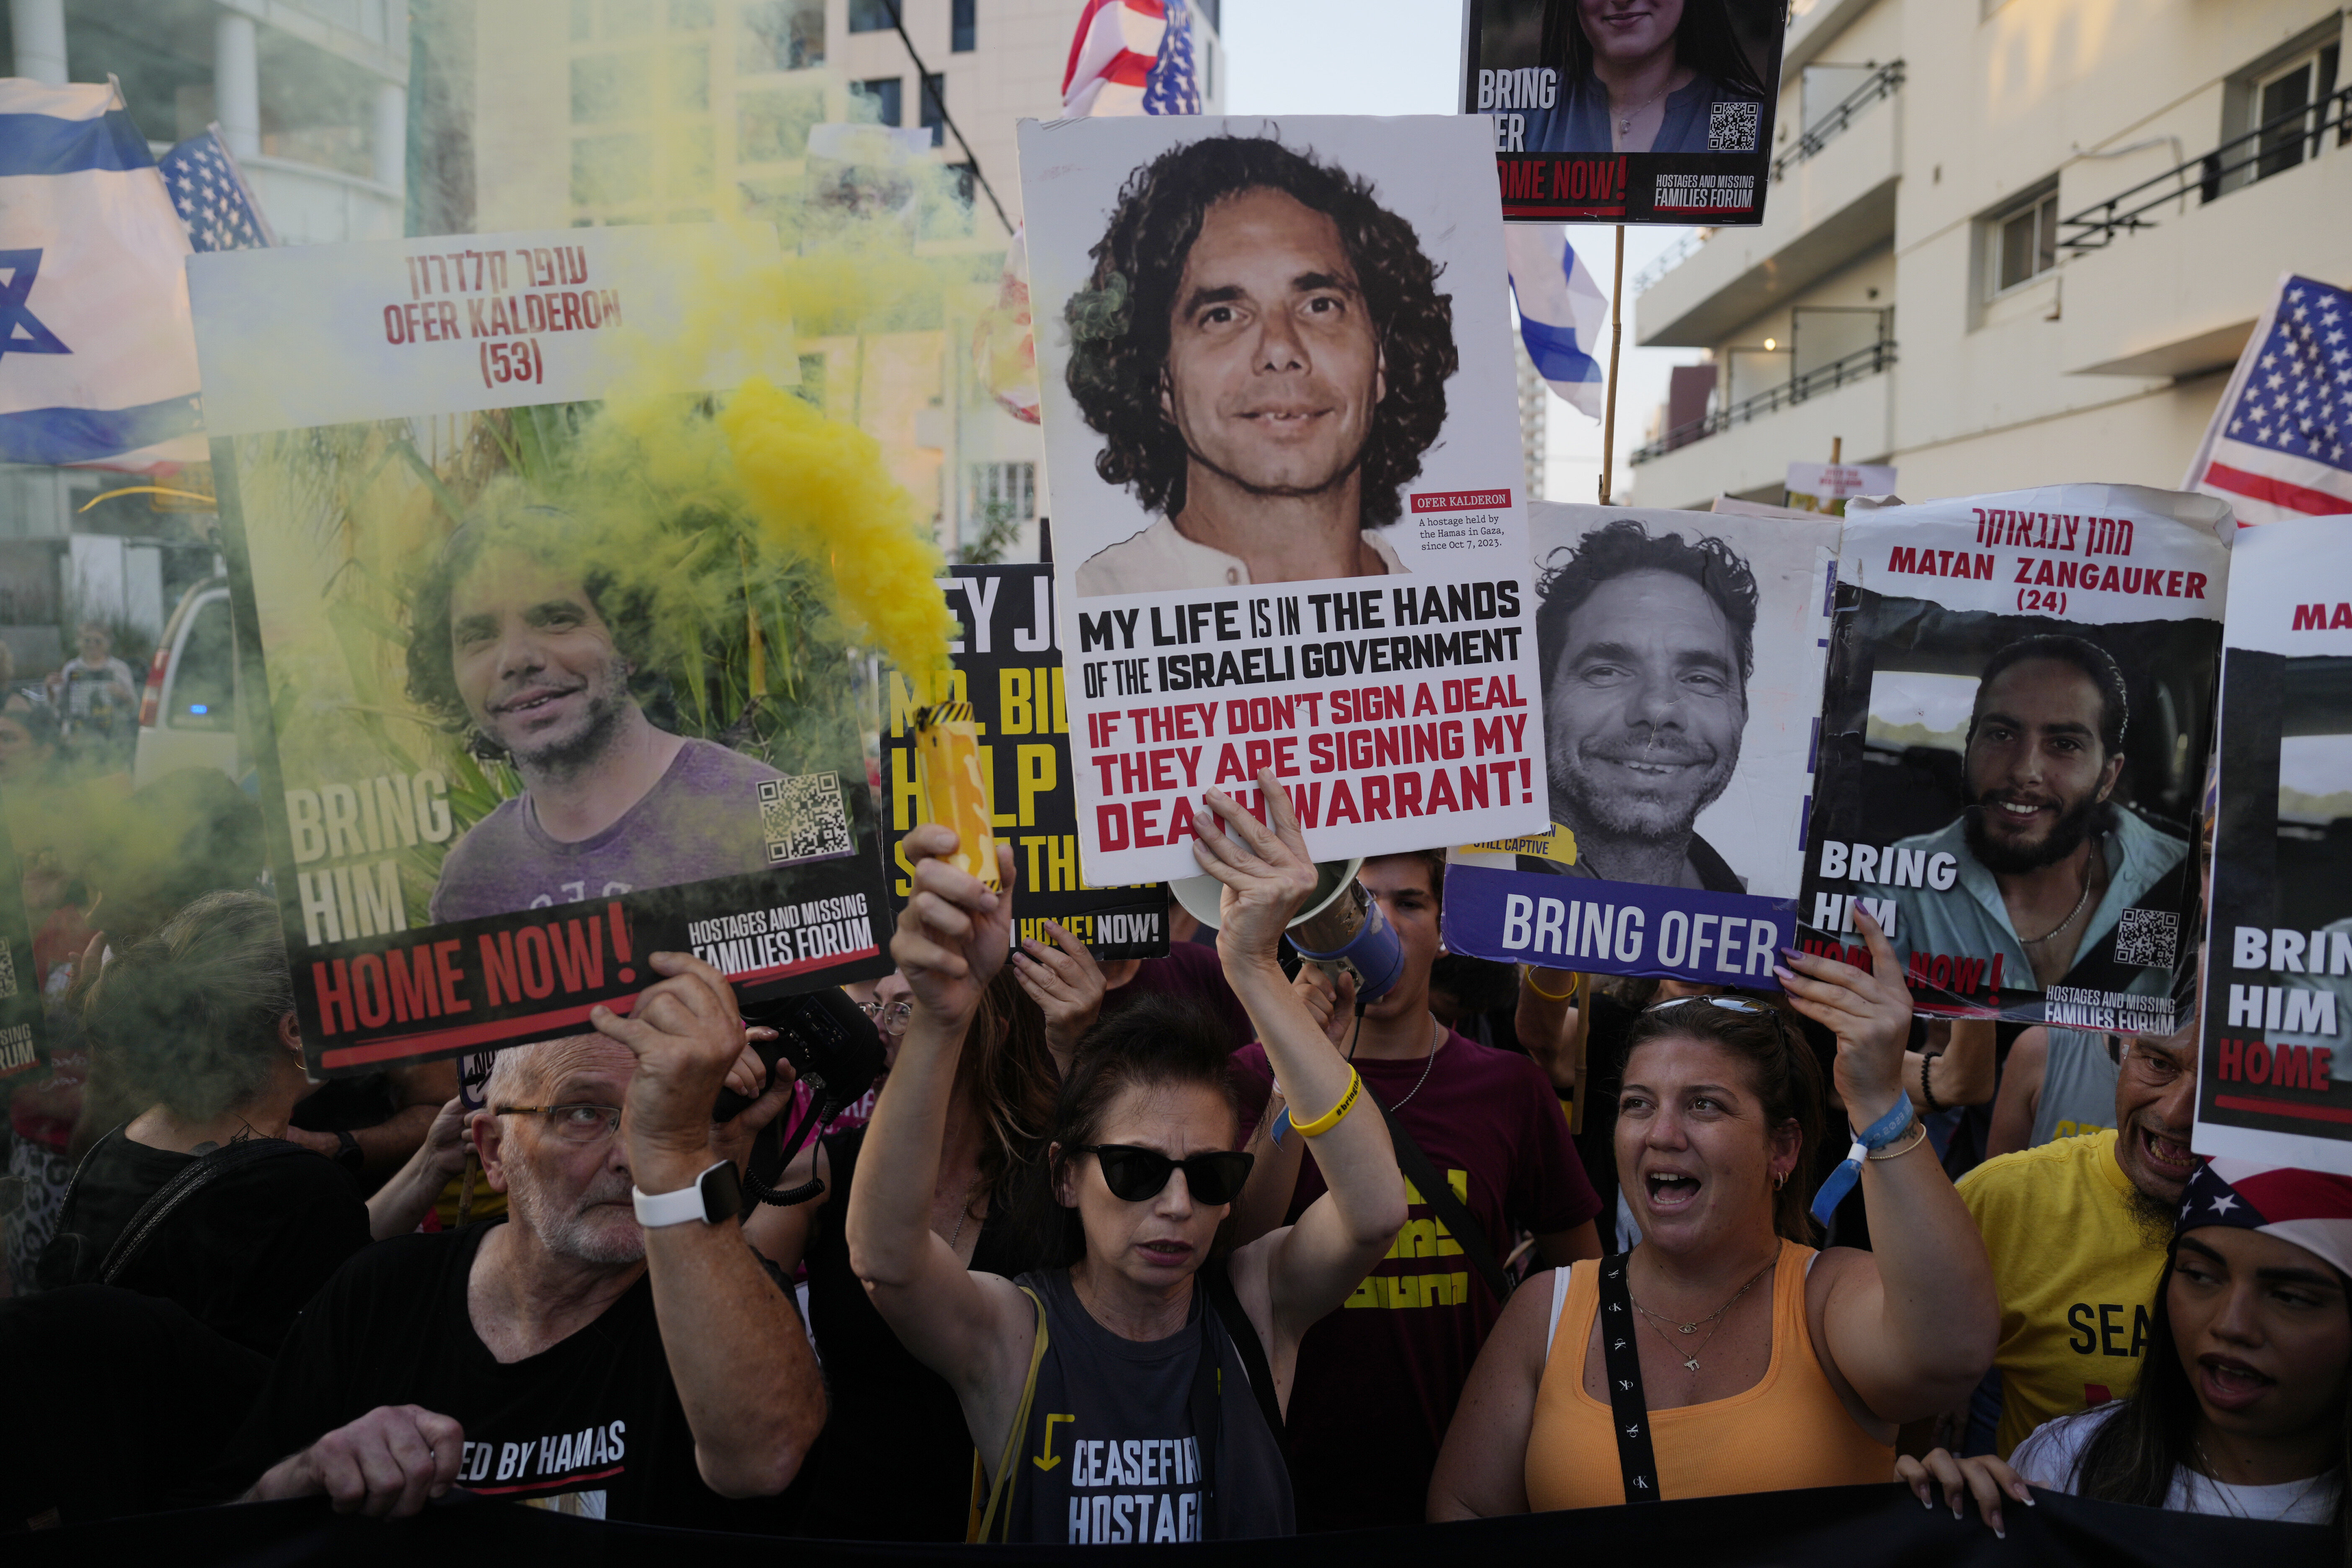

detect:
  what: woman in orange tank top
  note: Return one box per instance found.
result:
[1429,911,1999,1516]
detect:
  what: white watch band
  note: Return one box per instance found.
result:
[632,1162,729,1228]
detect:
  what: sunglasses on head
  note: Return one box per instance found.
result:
[1647,993,1795,1041]
[1078,1145,1255,1206]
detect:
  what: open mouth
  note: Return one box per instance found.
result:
[2198,1354,2276,1410]
[1644,1171,1702,1213]
[2137,1124,2197,1182]
[1984,797,2055,826]
[1136,1238,1195,1266]
[494,686,580,718]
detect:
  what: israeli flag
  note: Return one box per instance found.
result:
[0,80,204,470]
[1505,225,1607,420]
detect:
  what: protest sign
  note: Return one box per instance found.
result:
[189,224,892,1075]
[881,565,1169,957]
[1444,502,1837,985]
[1018,113,1549,885]
[1785,461,1897,517]
[2195,515,2352,1173]
[1803,485,2231,1025]
[1461,0,1786,223]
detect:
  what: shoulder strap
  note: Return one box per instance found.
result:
[98,1137,308,1286]
[1594,1252,1661,1505]
[1376,1099,1513,1304]
[1200,1253,1289,1472]
[971,1285,1050,1544]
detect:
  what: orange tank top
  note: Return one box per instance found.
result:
[1524,1238,1892,1509]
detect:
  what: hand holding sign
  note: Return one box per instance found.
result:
[1774,906,1913,1128]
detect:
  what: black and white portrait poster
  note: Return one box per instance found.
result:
[2197,514,2352,1174]
[188,226,892,1076]
[1804,485,2232,1026]
[879,566,1169,959]
[1462,0,1787,223]
[1017,114,1547,885]
[1445,503,1837,985]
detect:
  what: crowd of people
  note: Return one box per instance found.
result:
[0,766,2345,1551]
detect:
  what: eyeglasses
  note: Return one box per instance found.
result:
[2104,1034,2193,1088]
[1078,1145,1256,1207]
[861,999,913,1035]
[495,1104,624,1144]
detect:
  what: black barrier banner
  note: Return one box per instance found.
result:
[881,565,1167,958]
[1462,0,1787,224]
[16,1483,2335,1568]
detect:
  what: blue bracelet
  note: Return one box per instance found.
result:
[1808,1097,1916,1225]
[1271,1106,1294,1148]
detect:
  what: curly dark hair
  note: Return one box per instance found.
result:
[1534,518,1760,694]
[403,492,667,763]
[1063,133,1458,531]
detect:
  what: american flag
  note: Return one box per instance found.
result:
[1062,0,1201,119]
[155,125,277,253]
[2185,273,2352,523]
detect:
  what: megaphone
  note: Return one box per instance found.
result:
[1170,857,1406,1006]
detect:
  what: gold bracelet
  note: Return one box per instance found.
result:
[1523,967,1582,1003]
[1290,1068,1364,1139]
[1865,1122,1931,1161]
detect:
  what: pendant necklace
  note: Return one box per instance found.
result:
[1629,1258,1773,1374]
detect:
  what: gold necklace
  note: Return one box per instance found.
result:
[2019,853,2096,946]
[1628,1258,1773,1374]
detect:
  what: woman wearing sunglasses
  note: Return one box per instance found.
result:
[1429,909,1998,1516]
[847,776,1407,1542]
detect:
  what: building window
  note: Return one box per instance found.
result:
[920,74,945,147]
[851,76,903,126]
[2251,41,2340,182]
[742,0,823,71]
[971,462,1037,524]
[848,0,897,32]
[952,0,976,52]
[1987,186,2057,297]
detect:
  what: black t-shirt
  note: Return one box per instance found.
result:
[796,1125,1048,1540]
[223,1220,805,1531]
[37,1128,369,1355]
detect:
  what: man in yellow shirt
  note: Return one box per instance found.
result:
[1955,993,2199,1457]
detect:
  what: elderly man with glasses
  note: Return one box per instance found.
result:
[222,952,825,1526]
[1950,969,2204,1460]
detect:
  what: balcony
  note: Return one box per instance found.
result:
[1637,62,1901,348]
[1628,339,1895,509]
[2058,87,2352,377]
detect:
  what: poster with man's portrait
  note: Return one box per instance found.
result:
[1444,503,1837,986]
[2196,515,2352,1176]
[188,226,892,1076]
[1803,485,2231,1027]
[1018,114,1548,885]
[1462,0,1787,223]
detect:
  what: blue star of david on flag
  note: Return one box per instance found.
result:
[156,126,278,253]
[0,250,70,360]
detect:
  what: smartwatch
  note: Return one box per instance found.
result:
[633,1161,743,1228]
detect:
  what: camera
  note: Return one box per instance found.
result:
[717,987,889,1207]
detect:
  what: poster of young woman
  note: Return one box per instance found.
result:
[1803,485,2232,1026]
[1461,0,1788,223]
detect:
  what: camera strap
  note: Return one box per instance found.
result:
[1594,1251,1662,1505]
[741,1073,839,1208]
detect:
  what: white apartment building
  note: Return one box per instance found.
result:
[1625,0,2352,509]
[462,0,1227,557]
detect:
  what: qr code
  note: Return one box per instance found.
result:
[0,940,18,1002]
[2114,908,2179,969]
[1709,101,1761,152]
[759,772,853,866]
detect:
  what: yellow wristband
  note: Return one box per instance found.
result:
[1523,967,1582,1003]
[1290,1068,1364,1140]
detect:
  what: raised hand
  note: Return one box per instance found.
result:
[890,823,1016,1026]
[1190,771,1318,977]
[588,950,747,1189]
[1011,917,1106,1060]
[1774,907,1912,1127]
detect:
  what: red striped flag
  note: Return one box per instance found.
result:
[2184,273,2352,524]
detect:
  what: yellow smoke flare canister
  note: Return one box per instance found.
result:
[913,702,1001,890]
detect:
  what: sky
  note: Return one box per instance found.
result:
[1221,0,1708,505]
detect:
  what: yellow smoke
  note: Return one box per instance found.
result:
[717,376,957,707]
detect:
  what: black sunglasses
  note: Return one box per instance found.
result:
[1078,1145,1255,1206]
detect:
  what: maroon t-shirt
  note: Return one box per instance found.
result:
[1228,1031,1599,1530]
[1099,941,1251,1051]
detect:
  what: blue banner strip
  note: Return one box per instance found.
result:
[1439,861,1799,988]
[0,395,203,465]
[0,109,157,175]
